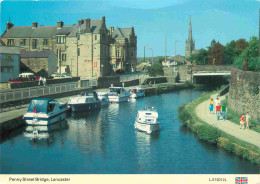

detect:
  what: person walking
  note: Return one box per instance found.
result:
[209,98,214,114]
[240,114,245,130]
[245,112,251,129]
[214,97,220,114]
[43,77,46,87]
[221,103,227,120]
[216,103,221,120]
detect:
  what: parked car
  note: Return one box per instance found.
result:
[116,69,125,74]
[8,77,30,83]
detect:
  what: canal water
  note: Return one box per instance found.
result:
[0,89,258,174]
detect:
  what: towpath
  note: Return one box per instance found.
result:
[195,93,260,148]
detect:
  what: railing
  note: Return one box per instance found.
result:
[120,73,149,82]
[0,81,80,103]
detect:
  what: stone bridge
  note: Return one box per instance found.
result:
[178,65,232,84]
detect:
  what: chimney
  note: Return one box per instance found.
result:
[109,26,114,35]
[32,22,38,29]
[6,22,14,30]
[85,18,91,29]
[78,19,83,26]
[57,21,64,29]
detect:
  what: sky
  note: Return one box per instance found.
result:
[0,0,259,57]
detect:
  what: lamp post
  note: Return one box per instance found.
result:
[144,45,150,64]
[149,47,153,65]
[175,40,179,56]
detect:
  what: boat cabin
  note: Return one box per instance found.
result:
[27,98,62,114]
[109,87,126,95]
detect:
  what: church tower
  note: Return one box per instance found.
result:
[185,16,195,58]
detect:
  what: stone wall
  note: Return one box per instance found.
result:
[21,58,49,77]
[97,76,121,88]
[178,65,192,82]
[228,68,260,122]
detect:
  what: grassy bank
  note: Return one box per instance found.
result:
[178,91,260,165]
[221,96,260,133]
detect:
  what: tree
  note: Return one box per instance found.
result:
[223,40,239,64]
[236,39,248,52]
[188,48,209,65]
[208,42,224,65]
[146,63,164,77]
[233,36,259,71]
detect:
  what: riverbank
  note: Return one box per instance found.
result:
[178,91,260,165]
[0,82,194,137]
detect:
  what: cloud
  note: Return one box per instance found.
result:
[214,9,231,15]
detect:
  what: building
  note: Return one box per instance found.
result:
[185,16,195,58]
[0,45,20,82]
[1,17,137,78]
[20,51,57,77]
[109,27,137,72]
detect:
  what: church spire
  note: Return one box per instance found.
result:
[188,16,193,43]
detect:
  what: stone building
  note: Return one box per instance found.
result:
[109,26,137,72]
[20,51,57,77]
[1,17,137,78]
[0,45,20,82]
[185,16,195,58]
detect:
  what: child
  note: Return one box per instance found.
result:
[221,103,227,120]
[216,103,221,120]
[240,114,245,130]
[209,99,214,114]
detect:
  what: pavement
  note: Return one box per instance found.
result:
[195,93,260,148]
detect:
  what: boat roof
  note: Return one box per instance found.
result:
[130,87,143,89]
[32,98,54,103]
[109,87,124,89]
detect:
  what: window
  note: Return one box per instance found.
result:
[62,54,66,61]
[57,36,66,44]
[95,35,97,40]
[7,39,14,46]
[43,39,48,45]
[1,67,4,72]
[131,51,134,57]
[7,67,12,73]
[78,35,80,40]
[32,39,38,49]
[20,39,26,46]
[77,48,80,56]
[5,55,13,62]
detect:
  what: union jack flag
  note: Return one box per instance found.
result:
[235,177,248,184]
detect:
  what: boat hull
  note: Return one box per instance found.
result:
[108,95,130,103]
[24,111,66,126]
[130,92,145,98]
[134,120,160,134]
[68,101,101,112]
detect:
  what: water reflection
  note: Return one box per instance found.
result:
[66,110,106,156]
[135,130,160,173]
[24,120,68,146]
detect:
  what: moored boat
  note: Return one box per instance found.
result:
[23,98,67,126]
[67,91,101,112]
[134,106,160,134]
[129,87,145,98]
[107,87,130,103]
[96,92,110,106]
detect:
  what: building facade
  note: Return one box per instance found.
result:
[185,17,195,58]
[0,45,20,82]
[20,51,57,77]
[1,17,137,78]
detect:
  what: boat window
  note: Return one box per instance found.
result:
[47,102,55,113]
[145,113,152,115]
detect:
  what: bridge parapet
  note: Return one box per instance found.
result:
[191,65,232,73]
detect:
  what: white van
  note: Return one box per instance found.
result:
[19,73,35,80]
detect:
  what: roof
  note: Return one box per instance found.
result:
[1,19,106,39]
[20,51,54,58]
[68,19,104,37]
[2,25,74,38]
[0,46,20,54]
[112,28,133,39]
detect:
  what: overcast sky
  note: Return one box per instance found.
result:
[0,0,259,57]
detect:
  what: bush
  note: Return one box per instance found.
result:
[197,125,220,144]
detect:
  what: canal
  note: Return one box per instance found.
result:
[0,89,258,174]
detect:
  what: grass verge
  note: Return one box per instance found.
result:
[178,90,260,165]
